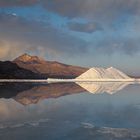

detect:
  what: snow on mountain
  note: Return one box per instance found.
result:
[76,67,131,80]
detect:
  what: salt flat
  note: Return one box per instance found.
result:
[0,78,137,83]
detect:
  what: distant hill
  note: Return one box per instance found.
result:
[13,53,88,79]
[0,61,44,79]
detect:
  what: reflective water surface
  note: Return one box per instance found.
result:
[0,82,140,140]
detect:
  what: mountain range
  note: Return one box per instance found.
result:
[0,53,134,80]
[0,54,88,79]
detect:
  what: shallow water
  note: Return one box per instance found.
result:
[0,82,140,140]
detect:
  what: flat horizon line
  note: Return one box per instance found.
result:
[0,78,140,83]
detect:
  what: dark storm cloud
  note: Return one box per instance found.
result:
[0,0,140,21]
[1,0,139,20]
[0,13,139,60]
[0,14,88,60]
[67,22,102,33]
[0,1,140,59]
[42,0,140,56]
[0,0,140,22]
[44,0,140,20]
[0,0,38,6]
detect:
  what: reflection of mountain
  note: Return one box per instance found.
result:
[0,83,85,105]
[0,81,134,105]
[76,82,132,94]
[0,83,35,98]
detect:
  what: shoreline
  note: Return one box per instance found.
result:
[0,78,139,83]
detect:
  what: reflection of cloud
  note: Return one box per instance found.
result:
[72,124,140,139]
[0,84,140,134]
[0,98,52,123]
[0,99,28,121]
[0,118,49,129]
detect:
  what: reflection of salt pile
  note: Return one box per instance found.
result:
[76,67,133,94]
[76,82,132,94]
[76,67,131,80]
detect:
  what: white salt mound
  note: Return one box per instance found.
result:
[76,67,130,79]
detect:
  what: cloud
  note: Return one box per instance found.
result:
[44,0,140,21]
[0,40,30,60]
[90,35,140,56]
[0,13,139,61]
[0,0,140,22]
[0,0,38,7]
[1,0,139,19]
[0,2,139,60]
[67,22,102,33]
[0,13,88,60]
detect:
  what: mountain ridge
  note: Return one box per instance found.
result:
[0,53,136,79]
[14,53,46,64]
[13,54,88,79]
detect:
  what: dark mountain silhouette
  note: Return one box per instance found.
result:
[0,61,45,79]
[0,83,36,98]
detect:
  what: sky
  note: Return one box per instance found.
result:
[0,0,140,76]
